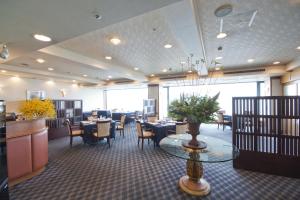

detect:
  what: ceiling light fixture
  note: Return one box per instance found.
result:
[215,56,223,60]
[150,74,155,77]
[108,75,112,78]
[187,70,193,73]
[217,18,227,39]
[36,58,45,63]
[162,69,167,72]
[247,59,254,63]
[83,74,88,77]
[72,80,76,83]
[1,70,7,73]
[106,78,110,81]
[110,37,121,45]
[215,67,221,71]
[33,34,52,42]
[0,45,9,60]
[296,46,300,50]
[180,61,186,64]
[105,56,112,60]
[164,44,172,49]
[48,67,54,71]
[273,61,280,65]
[134,67,139,71]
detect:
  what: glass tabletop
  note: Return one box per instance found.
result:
[159,134,239,163]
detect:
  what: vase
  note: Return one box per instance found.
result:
[182,122,207,149]
[188,122,201,146]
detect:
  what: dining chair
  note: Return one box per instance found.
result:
[116,114,126,137]
[136,121,155,150]
[65,119,83,147]
[147,116,158,123]
[167,122,188,135]
[93,120,111,147]
[216,113,231,131]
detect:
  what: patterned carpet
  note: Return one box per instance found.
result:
[10,124,300,200]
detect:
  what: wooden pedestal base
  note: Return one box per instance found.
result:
[179,176,210,196]
[179,152,210,196]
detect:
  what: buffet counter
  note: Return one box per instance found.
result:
[6,119,48,186]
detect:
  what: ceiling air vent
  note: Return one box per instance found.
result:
[114,80,134,84]
[159,74,187,80]
[223,68,265,75]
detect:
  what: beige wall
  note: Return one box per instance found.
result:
[0,76,103,112]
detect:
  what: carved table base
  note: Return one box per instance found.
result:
[179,152,210,196]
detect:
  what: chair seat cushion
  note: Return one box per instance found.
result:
[72,130,82,136]
[140,131,154,138]
[93,132,109,138]
[117,125,124,130]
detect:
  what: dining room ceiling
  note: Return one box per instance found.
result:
[1,0,300,85]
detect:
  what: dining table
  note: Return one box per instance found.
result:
[80,119,116,145]
[144,121,176,146]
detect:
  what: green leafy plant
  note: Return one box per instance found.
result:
[168,93,220,124]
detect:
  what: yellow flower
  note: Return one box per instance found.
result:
[19,98,56,120]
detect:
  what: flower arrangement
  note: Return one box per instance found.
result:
[168,93,220,124]
[19,99,56,120]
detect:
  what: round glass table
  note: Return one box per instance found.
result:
[159,134,239,196]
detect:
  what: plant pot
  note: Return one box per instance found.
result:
[182,122,207,149]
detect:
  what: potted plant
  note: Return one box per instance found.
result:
[168,93,219,148]
[19,98,56,120]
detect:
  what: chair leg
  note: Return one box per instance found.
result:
[142,138,144,150]
[217,123,219,129]
[70,136,73,147]
[138,138,140,146]
[148,138,150,145]
[223,124,225,131]
[153,137,155,148]
[108,137,111,148]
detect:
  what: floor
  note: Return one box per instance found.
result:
[10,124,300,200]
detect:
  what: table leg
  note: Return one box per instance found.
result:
[179,155,210,196]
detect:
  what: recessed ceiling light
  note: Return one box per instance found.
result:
[162,69,167,72]
[150,74,155,77]
[83,74,88,77]
[296,46,300,50]
[48,67,54,71]
[217,32,227,39]
[187,70,193,73]
[164,44,172,49]
[1,70,6,73]
[273,61,280,65]
[33,34,52,42]
[134,67,139,71]
[105,56,112,60]
[36,58,45,63]
[110,37,121,45]
[106,78,110,81]
[215,67,221,71]
[72,80,76,83]
[108,75,112,78]
[215,56,223,60]
[247,59,254,63]
[180,61,186,64]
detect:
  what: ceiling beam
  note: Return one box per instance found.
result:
[0,64,102,84]
[286,57,300,71]
[39,46,147,82]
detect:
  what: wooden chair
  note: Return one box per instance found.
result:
[93,120,111,147]
[136,121,155,150]
[216,113,231,131]
[116,115,126,137]
[65,119,83,147]
[168,122,188,135]
[147,116,158,123]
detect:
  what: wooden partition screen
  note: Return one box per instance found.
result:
[232,96,300,178]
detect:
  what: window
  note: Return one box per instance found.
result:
[106,87,147,111]
[168,82,257,115]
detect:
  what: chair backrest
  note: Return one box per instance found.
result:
[96,120,111,137]
[64,119,72,135]
[136,121,143,137]
[176,122,188,134]
[147,116,157,123]
[120,115,126,126]
[217,113,224,122]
